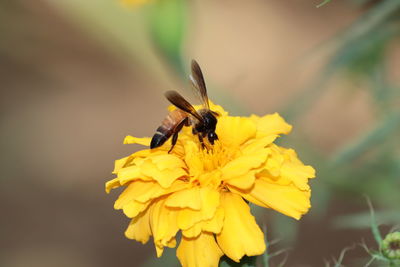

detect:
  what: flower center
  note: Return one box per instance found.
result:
[198,142,233,172]
[390,241,400,251]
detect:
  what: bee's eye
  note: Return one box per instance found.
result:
[208,132,218,144]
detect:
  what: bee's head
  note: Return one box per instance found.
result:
[207,131,218,144]
[202,111,218,144]
[202,111,218,131]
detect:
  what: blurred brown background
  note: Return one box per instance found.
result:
[1,0,398,266]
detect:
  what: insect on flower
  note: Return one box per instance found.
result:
[150,60,219,153]
[106,59,317,267]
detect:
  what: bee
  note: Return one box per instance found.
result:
[150,60,219,153]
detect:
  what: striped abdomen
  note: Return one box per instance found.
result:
[150,109,188,149]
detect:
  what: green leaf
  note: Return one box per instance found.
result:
[146,0,187,75]
[330,111,400,167]
[366,198,383,245]
[333,210,400,229]
[316,0,332,8]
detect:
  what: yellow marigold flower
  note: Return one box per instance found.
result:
[106,102,316,267]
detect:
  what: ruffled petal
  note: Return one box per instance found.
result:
[280,148,316,190]
[150,154,187,170]
[182,204,225,238]
[177,187,220,230]
[123,136,151,146]
[114,180,186,208]
[149,199,179,253]
[177,232,224,267]
[113,156,130,174]
[221,148,269,179]
[117,165,145,185]
[181,222,202,238]
[140,159,187,188]
[216,192,266,262]
[105,177,120,193]
[125,209,151,244]
[224,171,256,191]
[165,187,201,210]
[184,141,204,177]
[122,200,150,218]
[202,205,224,234]
[251,113,292,137]
[235,178,311,220]
[241,136,277,155]
[217,116,257,148]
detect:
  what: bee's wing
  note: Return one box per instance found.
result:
[165,90,204,122]
[189,59,210,109]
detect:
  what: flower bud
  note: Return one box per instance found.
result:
[381,232,400,260]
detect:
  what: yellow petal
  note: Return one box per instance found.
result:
[155,243,164,258]
[114,181,158,208]
[125,209,151,244]
[221,148,269,179]
[105,177,120,193]
[199,187,220,219]
[237,178,311,220]
[198,170,222,188]
[182,222,202,238]
[202,206,224,234]
[140,159,187,188]
[182,204,225,238]
[117,165,142,185]
[123,135,151,146]
[149,199,179,250]
[113,156,130,174]
[122,200,150,218]
[165,187,201,210]
[216,192,266,262]
[114,180,185,208]
[264,144,285,177]
[150,154,187,170]
[281,162,315,190]
[217,116,257,148]
[184,141,204,177]
[177,187,220,230]
[251,113,292,137]
[280,148,316,190]
[178,208,203,231]
[224,171,256,191]
[241,136,276,155]
[177,232,224,267]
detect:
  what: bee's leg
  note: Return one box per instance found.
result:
[168,132,179,153]
[198,134,206,150]
[168,118,188,154]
